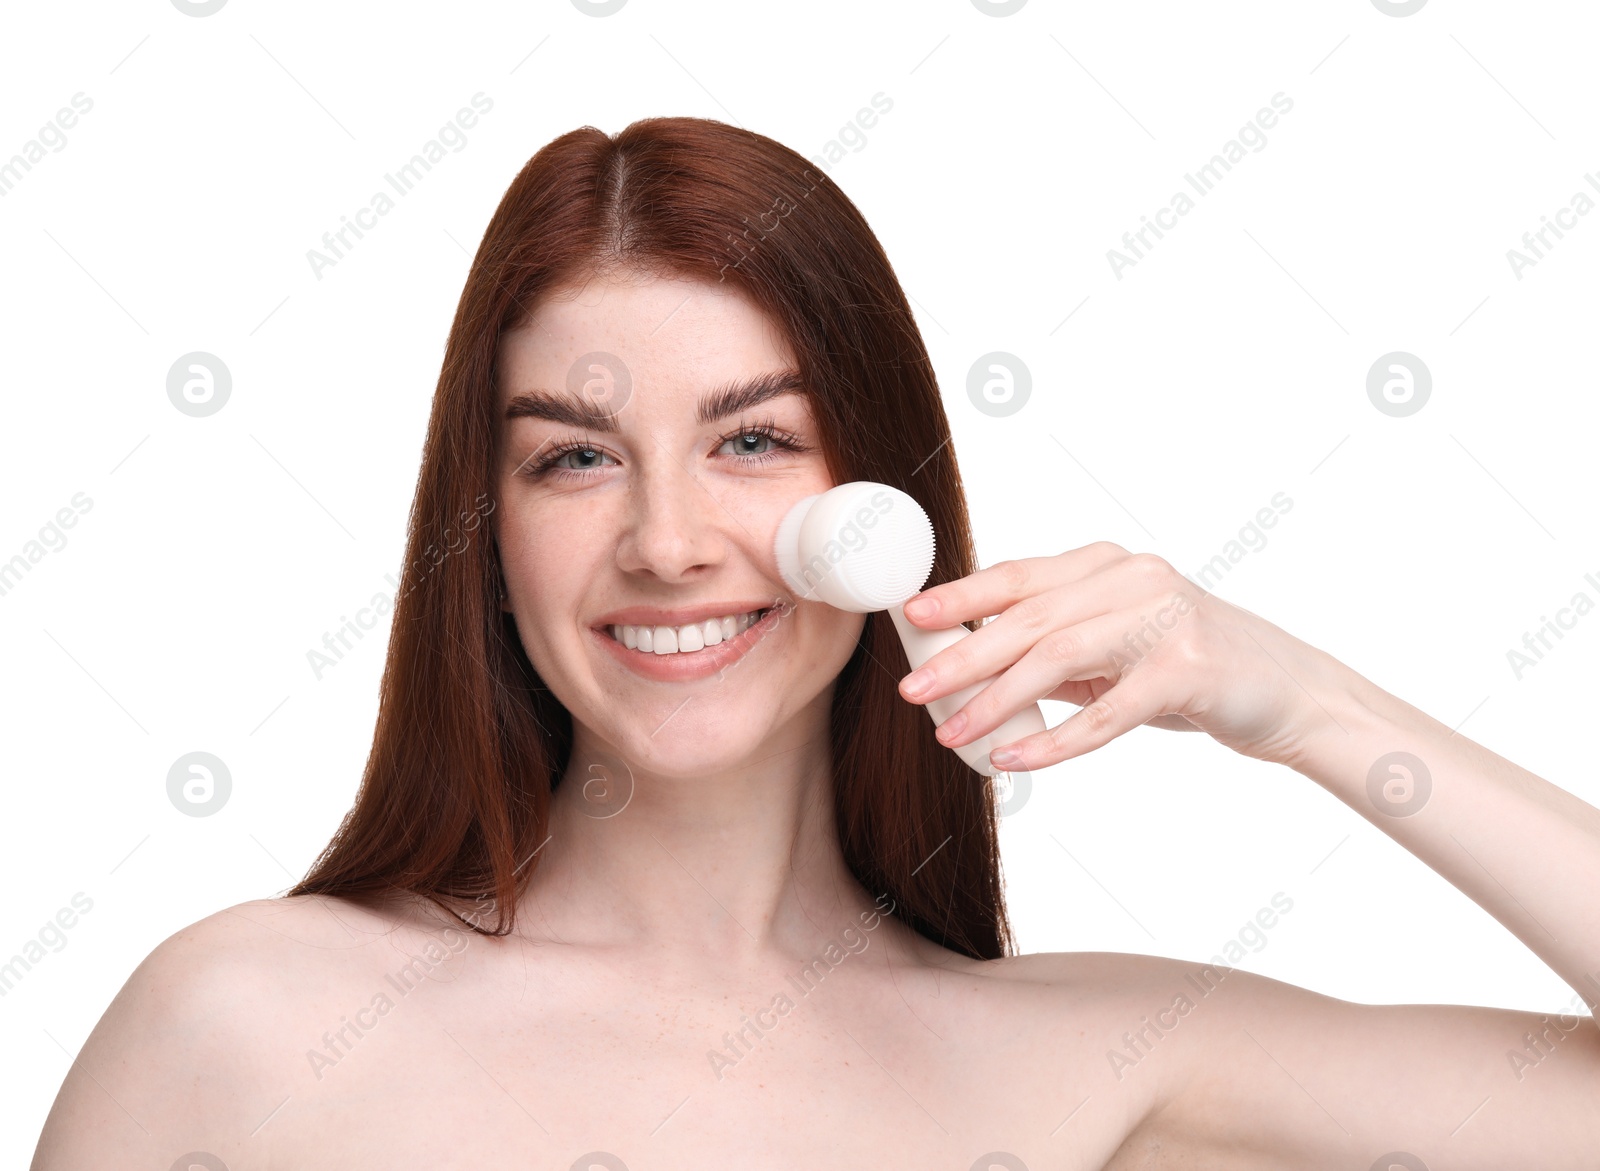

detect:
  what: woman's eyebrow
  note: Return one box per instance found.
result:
[697,368,806,425]
[503,368,805,433]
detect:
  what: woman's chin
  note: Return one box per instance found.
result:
[567,713,783,784]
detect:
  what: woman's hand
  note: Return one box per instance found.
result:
[897,542,1353,771]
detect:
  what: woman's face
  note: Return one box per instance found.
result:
[494,270,865,779]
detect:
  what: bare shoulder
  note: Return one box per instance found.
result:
[909,947,1244,1092]
[966,946,1213,988]
[951,950,1333,1116]
[879,947,1266,1164]
[901,937,1231,1008]
[30,893,417,1169]
[948,943,1251,1019]
[975,949,1600,1169]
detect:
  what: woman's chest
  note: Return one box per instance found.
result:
[257,964,1145,1170]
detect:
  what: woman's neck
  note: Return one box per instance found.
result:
[515,720,890,968]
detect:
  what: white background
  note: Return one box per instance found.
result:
[3,0,1596,1159]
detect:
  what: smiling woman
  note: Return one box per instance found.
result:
[32,116,1600,1170]
[278,116,1010,961]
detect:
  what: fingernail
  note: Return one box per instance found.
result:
[904,595,937,621]
[937,711,967,741]
[990,749,1023,769]
[901,669,933,699]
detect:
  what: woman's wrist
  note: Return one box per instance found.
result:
[1271,651,1432,799]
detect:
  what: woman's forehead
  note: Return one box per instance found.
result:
[496,276,800,412]
[512,271,760,337]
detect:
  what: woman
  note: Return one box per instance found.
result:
[33,117,1600,1169]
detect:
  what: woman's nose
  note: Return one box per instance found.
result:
[611,458,729,582]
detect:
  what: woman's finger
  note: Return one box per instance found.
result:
[899,554,1197,709]
[899,571,1124,706]
[988,671,1174,771]
[931,603,1184,752]
[902,542,1127,628]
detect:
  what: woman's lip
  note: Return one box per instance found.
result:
[592,601,779,629]
[593,606,783,682]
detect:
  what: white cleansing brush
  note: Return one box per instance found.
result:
[774,481,1046,777]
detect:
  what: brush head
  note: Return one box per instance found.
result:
[773,482,936,612]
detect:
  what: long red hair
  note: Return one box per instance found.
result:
[288,116,1016,960]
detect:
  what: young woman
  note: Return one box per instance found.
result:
[33,117,1600,1169]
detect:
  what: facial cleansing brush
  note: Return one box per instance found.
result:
[774,481,1047,777]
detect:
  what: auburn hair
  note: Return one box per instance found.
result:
[287,115,1016,960]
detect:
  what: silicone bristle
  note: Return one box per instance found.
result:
[843,498,935,608]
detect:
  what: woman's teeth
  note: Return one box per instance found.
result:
[608,609,767,655]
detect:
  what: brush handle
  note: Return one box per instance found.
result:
[887,603,1047,776]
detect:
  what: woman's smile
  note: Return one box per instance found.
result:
[592,600,791,682]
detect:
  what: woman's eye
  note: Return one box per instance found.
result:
[551,447,615,472]
[722,431,775,456]
[522,423,802,482]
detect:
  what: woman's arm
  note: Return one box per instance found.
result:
[1283,645,1600,1024]
[1127,650,1600,1168]
[899,545,1600,1162]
